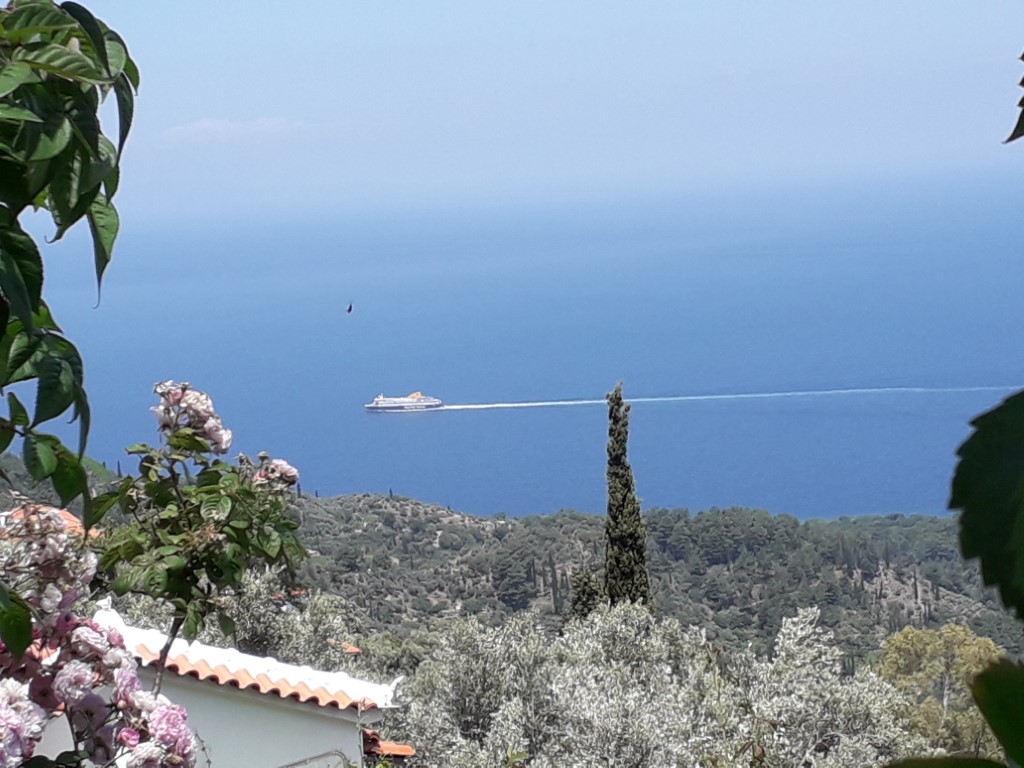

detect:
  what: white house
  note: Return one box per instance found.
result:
[42,607,414,768]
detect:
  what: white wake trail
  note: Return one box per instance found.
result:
[440,385,1021,412]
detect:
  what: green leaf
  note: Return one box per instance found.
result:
[103,37,127,80]
[0,102,41,123]
[5,331,42,385]
[260,527,282,559]
[71,387,89,457]
[0,3,75,43]
[0,599,32,658]
[142,567,168,596]
[48,147,100,241]
[50,444,87,506]
[33,352,75,425]
[85,489,117,529]
[112,71,133,154]
[183,601,205,641]
[0,219,43,311]
[109,30,139,90]
[81,135,116,191]
[27,113,71,161]
[970,659,1024,763]
[0,418,15,455]
[12,42,103,83]
[950,390,1024,616]
[8,392,28,426]
[1008,95,1024,144]
[86,193,117,289]
[60,3,110,75]
[23,432,58,480]
[217,613,236,637]
[0,62,35,98]
[0,244,41,332]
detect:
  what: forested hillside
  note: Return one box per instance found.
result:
[3,449,1013,657]
[294,491,1022,657]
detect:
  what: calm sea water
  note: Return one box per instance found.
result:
[40,176,1024,518]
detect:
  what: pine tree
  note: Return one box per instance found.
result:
[604,382,654,608]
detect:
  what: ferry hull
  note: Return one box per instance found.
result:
[365,402,444,413]
[364,391,444,412]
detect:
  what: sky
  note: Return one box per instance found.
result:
[75,1,1024,222]
[17,2,1024,512]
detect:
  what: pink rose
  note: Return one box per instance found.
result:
[270,459,300,485]
[118,727,140,748]
[53,660,94,706]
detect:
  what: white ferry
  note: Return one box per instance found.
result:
[365,391,444,413]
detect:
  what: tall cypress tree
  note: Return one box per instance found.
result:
[604,382,654,607]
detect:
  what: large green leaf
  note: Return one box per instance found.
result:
[48,146,98,240]
[5,330,43,384]
[103,36,127,80]
[11,42,103,83]
[23,431,58,480]
[86,192,117,288]
[0,62,35,98]
[0,102,41,123]
[970,659,1024,763]
[951,390,1024,616]
[32,345,76,425]
[60,3,109,76]
[0,3,75,44]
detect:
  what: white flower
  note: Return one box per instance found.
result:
[180,390,215,423]
[126,740,166,768]
[203,416,232,454]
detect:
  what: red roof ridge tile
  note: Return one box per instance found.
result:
[93,608,400,712]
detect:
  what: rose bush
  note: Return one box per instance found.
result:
[0,506,197,768]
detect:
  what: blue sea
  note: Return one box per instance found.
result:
[38,174,1024,519]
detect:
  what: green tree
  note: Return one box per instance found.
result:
[0,0,136,656]
[880,624,1004,759]
[567,567,604,622]
[604,382,653,607]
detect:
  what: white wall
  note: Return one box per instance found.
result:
[153,672,382,768]
[36,673,384,768]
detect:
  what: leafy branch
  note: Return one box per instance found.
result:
[0,0,136,656]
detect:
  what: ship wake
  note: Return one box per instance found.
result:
[440,385,1019,411]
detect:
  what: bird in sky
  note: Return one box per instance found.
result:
[346,303,353,314]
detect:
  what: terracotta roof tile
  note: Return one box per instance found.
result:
[94,608,401,712]
[363,729,416,758]
[4,506,97,537]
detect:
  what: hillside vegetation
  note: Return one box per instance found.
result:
[294,492,1021,658]
[4,450,1015,658]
